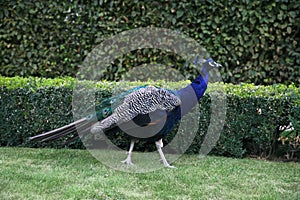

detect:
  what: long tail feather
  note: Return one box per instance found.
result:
[63,125,94,144]
[29,118,87,142]
[40,126,77,142]
[45,125,94,143]
[40,120,95,142]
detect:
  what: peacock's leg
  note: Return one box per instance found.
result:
[155,139,175,168]
[121,140,135,165]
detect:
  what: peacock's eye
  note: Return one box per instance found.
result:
[103,108,110,117]
[110,99,116,104]
[87,114,94,120]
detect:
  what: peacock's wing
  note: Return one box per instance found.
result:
[92,85,149,121]
[91,85,181,136]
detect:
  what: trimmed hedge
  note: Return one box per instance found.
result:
[1,76,299,159]
[0,0,299,85]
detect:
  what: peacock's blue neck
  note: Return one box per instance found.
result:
[191,70,209,100]
[176,67,209,116]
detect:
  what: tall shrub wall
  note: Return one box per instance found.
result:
[1,76,299,158]
[0,0,299,85]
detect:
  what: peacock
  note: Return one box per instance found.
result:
[29,56,221,168]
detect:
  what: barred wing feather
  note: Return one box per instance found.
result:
[91,86,181,133]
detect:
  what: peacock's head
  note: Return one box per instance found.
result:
[193,56,222,71]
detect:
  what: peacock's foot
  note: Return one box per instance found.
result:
[162,162,176,169]
[121,157,134,166]
[164,164,176,169]
[159,159,176,168]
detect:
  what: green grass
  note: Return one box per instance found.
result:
[1,148,299,200]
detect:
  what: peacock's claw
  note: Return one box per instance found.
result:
[121,158,134,166]
[165,164,176,169]
[159,158,176,168]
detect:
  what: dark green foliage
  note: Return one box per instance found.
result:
[0,76,299,159]
[277,106,300,160]
[0,86,73,147]
[0,0,299,85]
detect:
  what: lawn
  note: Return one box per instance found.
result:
[1,147,299,200]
